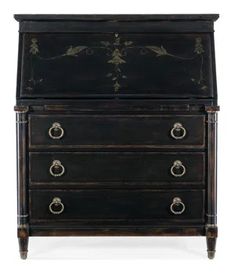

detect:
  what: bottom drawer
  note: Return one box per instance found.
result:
[29,189,205,224]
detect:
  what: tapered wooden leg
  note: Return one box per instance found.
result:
[18,237,29,260]
[18,226,29,259]
[206,236,216,259]
[206,225,218,259]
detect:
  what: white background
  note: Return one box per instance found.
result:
[0,0,234,279]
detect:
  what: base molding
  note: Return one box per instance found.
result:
[29,225,205,236]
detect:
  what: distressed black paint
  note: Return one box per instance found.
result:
[14,14,219,259]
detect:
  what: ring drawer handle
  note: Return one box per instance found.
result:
[170,160,186,177]
[49,160,65,177]
[48,122,64,140]
[170,122,186,140]
[170,197,185,215]
[49,197,64,215]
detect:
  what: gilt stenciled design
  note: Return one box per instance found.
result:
[146,37,207,91]
[64,46,87,57]
[146,45,195,60]
[30,38,87,59]
[192,37,207,90]
[27,38,43,91]
[27,35,207,92]
[29,38,39,55]
[27,38,88,91]
[101,33,133,92]
[39,46,87,59]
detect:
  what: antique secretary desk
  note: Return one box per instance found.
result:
[14,14,219,259]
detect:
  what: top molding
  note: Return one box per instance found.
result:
[14,14,219,22]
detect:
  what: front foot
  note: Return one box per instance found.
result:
[20,250,28,260]
[206,225,218,260]
[18,237,28,259]
[207,250,215,259]
[18,227,29,260]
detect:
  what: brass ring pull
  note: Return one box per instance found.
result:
[170,197,185,215]
[49,197,64,215]
[48,122,64,140]
[170,122,186,140]
[49,160,65,177]
[170,160,186,177]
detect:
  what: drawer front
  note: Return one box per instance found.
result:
[29,114,205,148]
[29,152,205,184]
[29,189,205,223]
[21,33,213,98]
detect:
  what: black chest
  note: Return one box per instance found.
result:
[14,14,219,259]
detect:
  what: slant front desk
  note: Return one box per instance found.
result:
[14,14,219,259]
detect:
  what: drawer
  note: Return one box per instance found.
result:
[29,189,205,223]
[21,33,213,98]
[29,114,205,148]
[29,152,205,184]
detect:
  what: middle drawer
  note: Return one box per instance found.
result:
[29,152,205,185]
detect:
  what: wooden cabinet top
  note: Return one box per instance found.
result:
[14,14,219,22]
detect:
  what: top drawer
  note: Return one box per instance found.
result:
[29,114,205,149]
[19,33,214,98]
